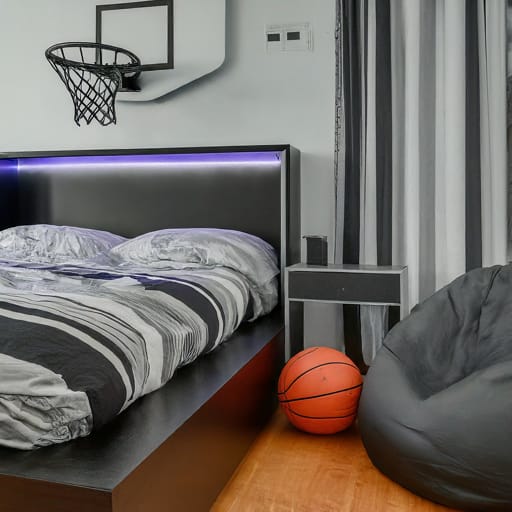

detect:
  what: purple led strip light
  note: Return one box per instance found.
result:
[5,151,282,172]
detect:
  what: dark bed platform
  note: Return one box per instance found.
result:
[0,312,283,512]
[0,144,300,512]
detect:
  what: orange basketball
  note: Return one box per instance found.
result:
[278,346,363,434]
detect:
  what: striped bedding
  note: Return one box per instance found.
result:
[0,261,276,450]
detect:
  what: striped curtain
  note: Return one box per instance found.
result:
[508,0,512,258]
[335,0,508,366]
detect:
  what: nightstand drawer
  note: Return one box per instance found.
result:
[288,271,401,304]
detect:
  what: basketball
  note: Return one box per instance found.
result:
[278,347,363,434]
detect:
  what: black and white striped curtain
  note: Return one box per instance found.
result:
[335,0,508,365]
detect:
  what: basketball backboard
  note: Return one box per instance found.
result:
[97,0,173,71]
[95,0,225,102]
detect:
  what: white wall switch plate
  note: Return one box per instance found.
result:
[265,24,284,52]
[283,23,312,51]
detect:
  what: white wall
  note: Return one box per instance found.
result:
[0,0,340,348]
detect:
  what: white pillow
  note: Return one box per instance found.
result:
[0,224,126,264]
[108,228,280,288]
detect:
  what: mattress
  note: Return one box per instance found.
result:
[0,260,276,450]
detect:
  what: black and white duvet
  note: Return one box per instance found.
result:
[0,261,276,450]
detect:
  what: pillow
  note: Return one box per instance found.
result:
[108,228,280,287]
[0,224,126,264]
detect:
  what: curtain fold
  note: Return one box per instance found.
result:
[479,0,508,268]
[465,0,483,271]
[360,0,391,365]
[336,0,364,369]
[335,0,508,367]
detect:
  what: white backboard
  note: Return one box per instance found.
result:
[97,0,173,70]
[95,0,225,101]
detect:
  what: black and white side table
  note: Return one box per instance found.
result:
[284,263,409,360]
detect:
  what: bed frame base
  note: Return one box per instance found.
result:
[0,330,283,512]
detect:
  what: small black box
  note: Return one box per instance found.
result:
[303,235,328,265]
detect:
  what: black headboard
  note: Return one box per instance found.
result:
[0,145,301,277]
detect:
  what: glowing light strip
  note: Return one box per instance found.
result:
[0,159,18,175]
[7,151,282,173]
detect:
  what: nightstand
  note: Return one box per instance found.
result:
[284,263,408,359]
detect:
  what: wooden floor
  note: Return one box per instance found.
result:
[212,410,458,512]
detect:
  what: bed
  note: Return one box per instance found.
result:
[0,145,300,512]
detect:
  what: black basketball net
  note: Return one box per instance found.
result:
[46,43,141,127]
[50,62,120,126]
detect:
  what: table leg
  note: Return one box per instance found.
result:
[285,301,304,360]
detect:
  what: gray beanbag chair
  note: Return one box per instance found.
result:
[358,265,512,511]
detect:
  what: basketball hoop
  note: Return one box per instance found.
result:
[45,42,141,126]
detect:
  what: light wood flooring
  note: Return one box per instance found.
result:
[212,409,457,512]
